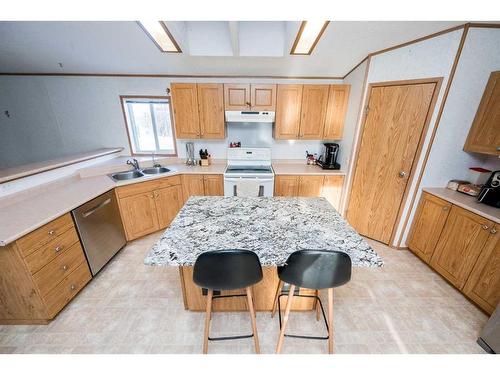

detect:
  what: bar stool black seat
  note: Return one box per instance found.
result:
[193,249,263,354]
[271,249,352,354]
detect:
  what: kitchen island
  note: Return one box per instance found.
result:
[145,196,383,311]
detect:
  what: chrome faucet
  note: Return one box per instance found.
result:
[152,152,161,168]
[126,158,140,171]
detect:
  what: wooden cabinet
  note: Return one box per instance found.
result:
[224,84,277,111]
[203,174,224,196]
[171,83,200,138]
[321,175,345,211]
[463,226,500,314]
[0,214,91,324]
[171,83,224,139]
[274,84,349,140]
[274,85,303,139]
[300,85,330,139]
[323,85,351,139]
[463,71,500,156]
[430,206,493,290]
[408,192,452,263]
[197,84,225,139]
[116,176,184,240]
[274,175,344,210]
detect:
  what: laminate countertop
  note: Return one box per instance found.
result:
[423,188,500,224]
[144,196,383,267]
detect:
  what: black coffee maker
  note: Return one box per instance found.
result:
[316,143,340,170]
[477,170,500,208]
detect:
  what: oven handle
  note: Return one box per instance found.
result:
[225,177,274,182]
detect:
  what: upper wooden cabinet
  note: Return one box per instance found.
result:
[300,85,330,139]
[463,225,500,314]
[171,83,225,139]
[463,71,500,156]
[408,192,452,264]
[274,85,303,139]
[430,205,493,290]
[224,84,277,111]
[323,85,351,139]
[274,84,350,140]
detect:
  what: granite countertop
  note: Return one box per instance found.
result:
[423,187,500,224]
[144,196,383,268]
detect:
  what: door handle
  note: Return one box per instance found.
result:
[398,171,407,178]
[82,198,111,218]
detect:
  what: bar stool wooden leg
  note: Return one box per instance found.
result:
[271,280,283,318]
[246,287,260,354]
[315,290,321,321]
[327,288,334,354]
[203,289,213,354]
[276,284,295,354]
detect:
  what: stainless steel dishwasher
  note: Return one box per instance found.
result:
[72,190,126,275]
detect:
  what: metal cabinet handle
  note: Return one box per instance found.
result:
[54,246,62,253]
[150,194,154,198]
[482,224,489,230]
[155,193,159,198]
[442,206,449,211]
[70,285,76,291]
[398,171,407,178]
[62,265,68,271]
[491,228,497,234]
[48,230,56,235]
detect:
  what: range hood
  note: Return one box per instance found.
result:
[225,110,275,123]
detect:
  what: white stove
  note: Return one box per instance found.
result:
[224,148,274,197]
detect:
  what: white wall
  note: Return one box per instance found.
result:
[357,29,464,246]
[399,28,500,245]
[338,60,368,214]
[0,76,343,169]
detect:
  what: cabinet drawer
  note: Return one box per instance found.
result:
[33,242,87,296]
[24,227,80,274]
[16,214,74,258]
[44,262,91,318]
[116,175,182,198]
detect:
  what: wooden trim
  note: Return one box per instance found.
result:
[119,95,178,157]
[178,267,189,310]
[395,26,470,248]
[467,23,500,29]
[290,21,330,55]
[137,21,182,53]
[342,56,368,79]
[0,72,344,80]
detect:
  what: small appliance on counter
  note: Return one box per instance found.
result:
[477,170,500,208]
[185,142,196,166]
[316,143,340,170]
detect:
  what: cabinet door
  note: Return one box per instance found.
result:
[224,84,251,110]
[321,175,344,211]
[407,192,452,264]
[251,84,277,111]
[463,226,499,314]
[119,192,159,241]
[171,83,200,138]
[274,176,299,196]
[323,85,350,140]
[181,174,205,202]
[298,175,325,197]
[274,85,303,139]
[463,71,500,156]
[197,84,225,139]
[155,185,184,229]
[203,175,224,196]
[299,85,329,139]
[430,206,493,289]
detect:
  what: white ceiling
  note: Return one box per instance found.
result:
[0,21,466,77]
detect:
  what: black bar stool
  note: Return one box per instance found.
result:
[193,249,263,354]
[271,250,352,354]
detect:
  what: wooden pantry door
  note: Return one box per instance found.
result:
[347,78,441,244]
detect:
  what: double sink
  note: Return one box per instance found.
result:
[110,167,171,181]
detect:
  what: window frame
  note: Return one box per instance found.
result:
[119,95,178,157]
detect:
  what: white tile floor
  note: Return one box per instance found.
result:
[0,233,489,354]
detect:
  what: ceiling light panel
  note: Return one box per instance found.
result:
[290,21,329,55]
[138,21,182,53]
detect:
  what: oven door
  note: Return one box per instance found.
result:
[224,176,274,197]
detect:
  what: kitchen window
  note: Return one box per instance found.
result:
[121,96,177,156]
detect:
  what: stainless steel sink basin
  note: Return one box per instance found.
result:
[141,167,171,175]
[111,170,144,181]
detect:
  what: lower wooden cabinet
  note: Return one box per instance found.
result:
[182,174,224,202]
[154,185,184,228]
[119,192,160,240]
[408,192,451,263]
[203,174,224,196]
[274,174,344,211]
[408,192,499,314]
[0,213,91,324]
